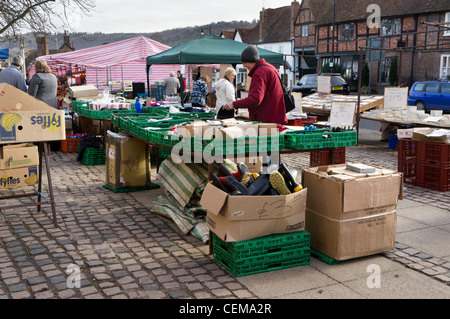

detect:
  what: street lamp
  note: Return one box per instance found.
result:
[201,25,212,36]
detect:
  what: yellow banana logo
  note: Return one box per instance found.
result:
[25,173,37,185]
[1,113,22,132]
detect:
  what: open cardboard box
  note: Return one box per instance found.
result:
[200,182,307,242]
[0,83,65,144]
[302,163,403,260]
[0,143,39,169]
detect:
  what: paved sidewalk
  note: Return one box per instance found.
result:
[0,129,449,299]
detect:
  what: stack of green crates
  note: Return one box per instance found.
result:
[81,147,105,166]
[212,231,310,277]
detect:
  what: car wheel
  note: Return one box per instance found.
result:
[415,101,425,110]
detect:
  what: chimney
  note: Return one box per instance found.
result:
[259,8,269,42]
[64,30,70,47]
[36,35,49,56]
[290,1,300,39]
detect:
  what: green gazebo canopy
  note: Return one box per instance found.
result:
[146,35,284,67]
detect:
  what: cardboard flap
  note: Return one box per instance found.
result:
[343,174,402,212]
[200,183,228,216]
[0,83,56,112]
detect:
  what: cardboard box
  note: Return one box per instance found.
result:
[412,127,450,144]
[0,83,65,144]
[0,144,39,169]
[67,85,98,99]
[200,183,307,242]
[302,164,402,260]
[0,166,38,189]
[178,121,276,140]
[105,131,151,189]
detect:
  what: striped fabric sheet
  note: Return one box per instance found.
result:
[152,157,237,243]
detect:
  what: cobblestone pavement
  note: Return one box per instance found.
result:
[0,153,256,299]
[0,141,449,299]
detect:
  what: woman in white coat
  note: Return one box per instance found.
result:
[215,67,237,119]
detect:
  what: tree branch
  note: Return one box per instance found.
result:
[0,0,56,35]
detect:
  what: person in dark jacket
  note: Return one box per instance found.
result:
[0,55,28,92]
[223,45,287,125]
[191,74,210,108]
[28,60,59,109]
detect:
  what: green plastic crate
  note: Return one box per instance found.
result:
[283,129,357,150]
[146,128,181,147]
[310,248,340,265]
[81,147,105,166]
[182,135,283,156]
[212,231,310,260]
[169,111,215,120]
[143,106,170,116]
[214,246,310,277]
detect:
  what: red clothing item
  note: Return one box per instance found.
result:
[233,59,287,125]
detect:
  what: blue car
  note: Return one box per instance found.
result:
[408,81,450,112]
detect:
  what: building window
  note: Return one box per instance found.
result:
[301,25,308,37]
[445,12,450,36]
[441,54,450,79]
[340,23,354,41]
[381,18,400,36]
[341,56,359,80]
[381,56,394,82]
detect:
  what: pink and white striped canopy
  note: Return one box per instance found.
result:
[32,36,179,93]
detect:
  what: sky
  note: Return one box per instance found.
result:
[70,0,297,33]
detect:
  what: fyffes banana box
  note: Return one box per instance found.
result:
[0,166,38,189]
[0,83,65,144]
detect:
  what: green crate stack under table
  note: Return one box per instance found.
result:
[212,231,310,277]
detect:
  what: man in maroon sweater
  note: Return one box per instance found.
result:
[223,45,287,125]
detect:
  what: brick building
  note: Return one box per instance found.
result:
[294,0,450,92]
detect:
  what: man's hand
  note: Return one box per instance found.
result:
[223,102,234,110]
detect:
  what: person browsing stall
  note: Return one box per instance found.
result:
[191,74,210,108]
[163,71,180,97]
[223,45,287,125]
[28,60,59,109]
[215,67,237,119]
[0,55,28,92]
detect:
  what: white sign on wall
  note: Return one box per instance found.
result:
[317,75,331,94]
[330,101,357,127]
[384,87,408,109]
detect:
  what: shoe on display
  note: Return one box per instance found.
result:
[269,171,291,195]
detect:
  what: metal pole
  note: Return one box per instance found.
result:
[331,0,336,70]
[357,49,363,144]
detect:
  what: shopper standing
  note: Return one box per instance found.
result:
[0,55,28,92]
[191,74,211,108]
[215,67,237,119]
[28,60,59,109]
[223,45,287,125]
[163,71,180,97]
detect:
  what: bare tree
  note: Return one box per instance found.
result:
[0,0,96,38]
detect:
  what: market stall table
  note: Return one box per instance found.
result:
[301,93,384,120]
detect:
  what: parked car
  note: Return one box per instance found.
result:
[408,81,450,112]
[291,73,350,96]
